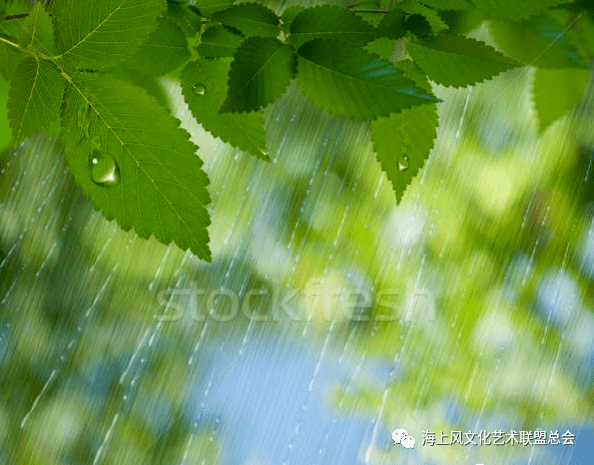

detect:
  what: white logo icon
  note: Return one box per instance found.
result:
[392,429,416,449]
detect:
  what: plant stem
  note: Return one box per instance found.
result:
[347,6,389,14]
[3,12,53,21]
[0,35,20,50]
[4,13,30,20]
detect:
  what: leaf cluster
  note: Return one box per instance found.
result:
[0,0,591,259]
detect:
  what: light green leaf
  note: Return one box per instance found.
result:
[213,3,279,38]
[221,37,295,113]
[288,5,376,49]
[408,34,520,87]
[53,0,165,69]
[490,13,592,69]
[194,0,236,18]
[197,24,243,58]
[472,0,569,21]
[439,8,485,34]
[8,57,65,144]
[370,61,438,204]
[296,38,439,120]
[181,59,267,159]
[19,2,57,55]
[364,37,396,60]
[533,68,590,133]
[61,74,212,260]
[127,18,189,75]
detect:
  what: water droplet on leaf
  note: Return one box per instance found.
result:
[192,83,206,95]
[398,155,409,171]
[259,146,268,156]
[89,153,120,187]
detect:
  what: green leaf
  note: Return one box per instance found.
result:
[533,68,590,133]
[194,0,236,18]
[8,57,65,144]
[419,0,472,10]
[0,0,5,26]
[19,2,57,55]
[0,9,26,79]
[127,18,189,75]
[439,9,485,34]
[364,37,396,60]
[296,39,439,120]
[167,0,203,38]
[490,13,592,69]
[221,37,295,113]
[472,0,569,21]
[181,59,267,159]
[288,5,376,49]
[558,9,594,61]
[376,9,407,40]
[197,24,243,58]
[401,1,449,36]
[53,0,165,70]
[370,61,438,203]
[213,3,279,38]
[0,73,10,151]
[280,6,304,33]
[0,40,23,80]
[110,66,170,110]
[61,74,212,260]
[407,34,520,87]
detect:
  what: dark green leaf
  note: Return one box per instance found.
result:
[370,61,438,203]
[0,0,6,26]
[0,73,10,150]
[296,38,439,120]
[53,0,165,69]
[408,34,520,87]
[8,57,65,144]
[0,40,23,80]
[0,8,26,79]
[167,0,203,38]
[533,68,590,133]
[127,18,189,75]
[472,0,569,21]
[213,3,279,38]
[401,1,449,36]
[194,0,236,18]
[280,6,304,33]
[61,74,212,260]
[419,0,472,10]
[490,13,592,69]
[288,5,376,49]
[376,9,407,40]
[221,37,295,113]
[197,24,243,58]
[19,2,57,55]
[181,59,267,159]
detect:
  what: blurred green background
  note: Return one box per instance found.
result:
[1,12,594,465]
